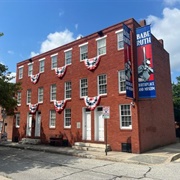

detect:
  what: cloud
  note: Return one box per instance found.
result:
[7,50,14,54]
[146,7,180,72]
[59,10,64,17]
[75,24,78,30]
[31,29,75,57]
[163,0,180,6]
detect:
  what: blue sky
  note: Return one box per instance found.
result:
[0,0,180,82]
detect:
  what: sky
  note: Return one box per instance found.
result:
[0,0,180,83]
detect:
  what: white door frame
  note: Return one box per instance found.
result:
[94,106,104,142]
[35,111,41,137]
[82,108,91,141]
[26,113,32,137]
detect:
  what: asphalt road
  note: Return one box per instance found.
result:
[0,146,180,180]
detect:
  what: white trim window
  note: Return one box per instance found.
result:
[64,48,72,65]
[50,84,56,101]
[15,113,20,128]
[65,81,71,99]
[79,43,88,61]
[18,66,23,79]
[39,58,45,73]
[51,54,58,69]
[96,36,107,56]
[80,78,88,97]
[64,108,71,128]
[28,63,33,76]
[17,92,21,106]
[38,87,43,103]
[118,70,126,93]
[116,29,124,50]
[26,89,31,104]
[98,74,107,95]
[49,110,56,128]
[120,104,132,129]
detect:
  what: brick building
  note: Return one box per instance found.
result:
[13,18,176,153]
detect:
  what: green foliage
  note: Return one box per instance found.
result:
[0,63,21,115]
[172,76,180,122]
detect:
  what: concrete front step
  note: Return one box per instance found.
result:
[72,142,111,152]
[19,138,41,145]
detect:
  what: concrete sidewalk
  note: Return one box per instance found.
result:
[0,141,180,166]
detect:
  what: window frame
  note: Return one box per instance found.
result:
[98,74,107,96]
[18,66,24,79]
[38,87,44,103]
[115,29,124,50]
[118,70,126,93]
[15,113,20,128]
[39,58,45,73]
[28,63,33,76]
[96,35,107,56]
[65,81,72,99]
[80,78,88,98]
[50,84,56,101]
[119,104,132,129]
[51,53,58,70]
[79,42,88,61]
[64,108,71,128]
[17,92,21,106]
[64,48,72,65]
[26,89,31,104]
[49,110,56,128]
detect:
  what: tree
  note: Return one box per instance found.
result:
[0,63,21,115]
[172,76,180,122]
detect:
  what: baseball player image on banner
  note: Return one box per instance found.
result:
[123,24,133,99]
[136,25,156,98]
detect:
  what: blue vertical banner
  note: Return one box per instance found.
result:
[136,25,156,98]
[123,24,133,99]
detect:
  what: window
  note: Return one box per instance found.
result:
[26,89,31,104]
[38,87,44,103]
[51,54,58,69]
[98,74,107,95]
[28,63,33,76]
[96,36,107,56]
[18,66,23,79]
[64,48,72,65]
[50,84,56,101]
[80,78,88,97]
[49,110,56,128]
[79,43,88,61]
[65,81,71,99]
[116,30,124,50]
[120,104,132,129]
[118,70,126,93]
[64,109,71,128]
[17,92,21,106]
[15,113,20,128]
[39,59,45,73]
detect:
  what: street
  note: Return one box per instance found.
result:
[0,146,180,180]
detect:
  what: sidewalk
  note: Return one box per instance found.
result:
[0,141,180,166]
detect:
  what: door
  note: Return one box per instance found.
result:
[26,114,32,137]
[83,108,91,140]
[35,111,41,137]
[95,107,104,141]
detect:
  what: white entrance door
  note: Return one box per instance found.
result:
[95,107,104,141]
[83,108,91,140]
[35,111,41,137]
[26,114,32,137]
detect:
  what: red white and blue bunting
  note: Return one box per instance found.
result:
[29,103,39,114]
[84,56,100,70]
[84,96,101,110]
[54,65,67,78]
[30,73,40,84]
[54,99,67,113]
